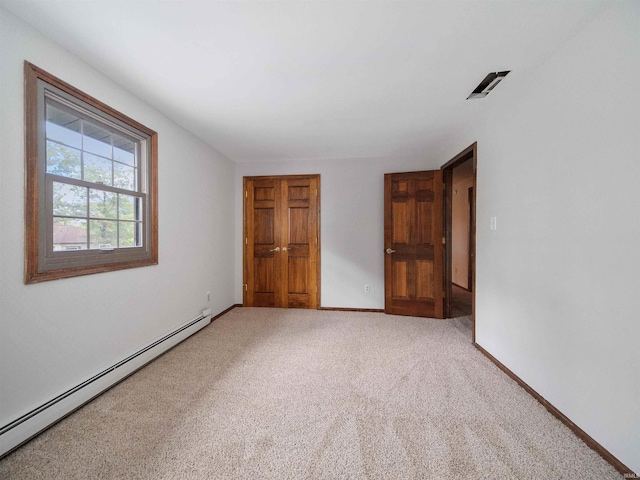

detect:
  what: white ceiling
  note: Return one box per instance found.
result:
[2,0,605,163]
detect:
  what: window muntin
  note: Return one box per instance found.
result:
[46,97,145,253]
[25,62,158,283]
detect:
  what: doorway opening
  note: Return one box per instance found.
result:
[442,143,477,341]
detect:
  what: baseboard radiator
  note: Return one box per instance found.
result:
[0,308,213,458]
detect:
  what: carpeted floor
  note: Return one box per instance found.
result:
[0,308,622,479]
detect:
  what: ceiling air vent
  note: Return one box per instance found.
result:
[467,71,510,99]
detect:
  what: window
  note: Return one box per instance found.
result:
[24,62,158,283]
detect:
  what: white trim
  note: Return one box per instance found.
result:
[0,312,211,457]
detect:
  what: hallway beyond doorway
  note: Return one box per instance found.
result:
[450,283,472,317]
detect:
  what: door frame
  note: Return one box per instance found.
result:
[467,186,474,292]
[441,143,477,341]
[242,174,321,308]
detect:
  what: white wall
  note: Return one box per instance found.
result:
[465,1,639,472]
[234,155,445,309]
[0,7,236,432]
[236,1,640,472]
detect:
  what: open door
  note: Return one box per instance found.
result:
[384,170,444,318]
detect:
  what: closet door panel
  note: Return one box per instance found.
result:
[244,175,319,309]
[245,178,281,307]
[281,177,318,309]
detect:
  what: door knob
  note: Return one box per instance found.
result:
[270,247,280,252]
[386,248,396,254]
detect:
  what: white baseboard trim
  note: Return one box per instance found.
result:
[0,311,211,458]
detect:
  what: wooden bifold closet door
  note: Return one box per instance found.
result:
[243,175,320,309]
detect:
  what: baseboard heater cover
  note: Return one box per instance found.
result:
[0,309,213,458]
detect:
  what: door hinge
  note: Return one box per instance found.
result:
[244,284,247,291]
[245,237,248,245]
[245,190,248,198]
[442,237,446,244]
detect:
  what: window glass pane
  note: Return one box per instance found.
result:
[118,221,141,247]
[118,194,140,221]
[84,153,113,186]
[47,141,81,179]
[46,104,81,149]
[113,162,136,191]
[83,122,112,158]
[53,182,87,217]
[53,217,87,251]
[113,135,136,166]
[89,219,117,249]
[89,189,117,219]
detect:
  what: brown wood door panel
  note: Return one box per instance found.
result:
[384,170,443,318]
[244,175,319,309]
[245,178,281,307]
[282,177,318,309]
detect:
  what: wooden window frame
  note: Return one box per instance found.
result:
[24,62,158,284]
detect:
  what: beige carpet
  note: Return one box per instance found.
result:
[0,308,622,479]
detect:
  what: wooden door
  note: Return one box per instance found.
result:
[245,178,281,307]
[384,170,444,318]
[281,177,319,308]
[244,175,319,309]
